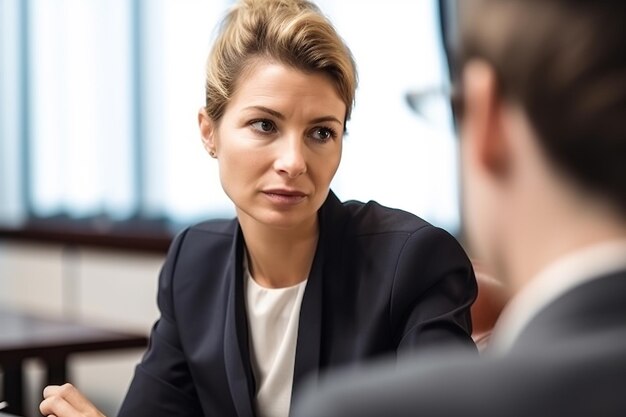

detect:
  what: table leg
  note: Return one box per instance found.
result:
[2,360,24,416]
[46,356,69,386]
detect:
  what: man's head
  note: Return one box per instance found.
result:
[454,0,626,288]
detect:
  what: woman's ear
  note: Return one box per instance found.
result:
[461,59,510,180]
[198,107,218,158]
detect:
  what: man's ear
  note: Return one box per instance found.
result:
[461,59,510,179]
[198,107,218,158]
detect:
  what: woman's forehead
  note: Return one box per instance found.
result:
[228,61,346,116]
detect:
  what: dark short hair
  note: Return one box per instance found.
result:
[456,0,626,214]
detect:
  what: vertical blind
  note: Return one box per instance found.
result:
[0,0,460,236]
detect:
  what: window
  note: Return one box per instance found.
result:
[318,0,458,231]
[0,0,459,250]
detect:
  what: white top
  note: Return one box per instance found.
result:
[489,239,626,354]
[244,257,308,417]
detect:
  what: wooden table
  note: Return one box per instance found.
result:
[0,308,148,416]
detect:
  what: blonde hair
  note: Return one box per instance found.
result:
[205,0,357,125]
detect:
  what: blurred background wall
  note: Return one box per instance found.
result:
[0,243,162,416]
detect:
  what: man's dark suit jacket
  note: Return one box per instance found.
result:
[117,191,477,417]
[292,269,626,417]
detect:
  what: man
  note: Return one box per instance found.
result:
[292,0,626,415]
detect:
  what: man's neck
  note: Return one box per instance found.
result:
[507,201,626,293]
[489,237,626,354]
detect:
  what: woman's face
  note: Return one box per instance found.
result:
[199,61,346,231]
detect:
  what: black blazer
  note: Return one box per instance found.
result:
[118,191,477,417]
[292,270,626,417]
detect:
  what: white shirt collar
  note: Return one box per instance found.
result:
[488,239,626,354]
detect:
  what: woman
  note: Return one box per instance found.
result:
[40,1,477,416]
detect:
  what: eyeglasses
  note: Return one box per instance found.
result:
[404,84,464,131]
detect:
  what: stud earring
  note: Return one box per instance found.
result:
[209,150,217,158]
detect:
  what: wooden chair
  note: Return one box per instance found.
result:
[470,261,509,351]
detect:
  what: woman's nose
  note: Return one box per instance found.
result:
[273,135,307,178]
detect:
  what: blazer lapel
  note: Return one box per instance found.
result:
[222,191,348,414]
[291,235,325,393]
[224,226,256,417]
[291,191,348,399]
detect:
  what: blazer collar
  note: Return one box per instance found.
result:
[505,270,626,354]
[291,190,349,397]
[224,225,256,417]
[223,190,349,416]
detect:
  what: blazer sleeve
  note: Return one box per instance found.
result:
[117,229,204,417]
[390,225,477,355]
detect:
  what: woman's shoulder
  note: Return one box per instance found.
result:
[186,217,238,237]
[168,218,239,254]
[339,198,433,236]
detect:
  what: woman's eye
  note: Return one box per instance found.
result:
[310,127,336,142]
[250,120,276,134]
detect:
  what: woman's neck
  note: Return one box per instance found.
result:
[239,215,319,288]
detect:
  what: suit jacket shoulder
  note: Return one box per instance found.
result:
[292,271,626,417]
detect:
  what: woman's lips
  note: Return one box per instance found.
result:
[262,189,307,205]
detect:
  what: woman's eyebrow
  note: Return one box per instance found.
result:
[244,105,285,120]
[244,105,343,126]
[309,116,342,126]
